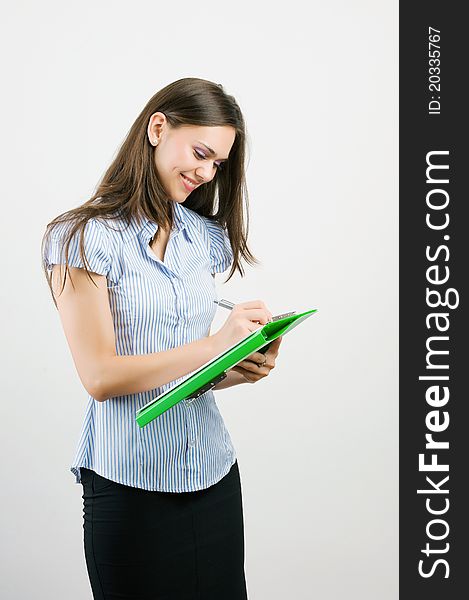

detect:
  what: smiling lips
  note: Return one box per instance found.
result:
[181,174,198,191]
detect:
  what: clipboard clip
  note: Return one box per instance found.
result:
[184,371,228,404]
[272,311,296,321]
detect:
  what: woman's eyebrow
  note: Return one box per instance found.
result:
[195,141,228,161]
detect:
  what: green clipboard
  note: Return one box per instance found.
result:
[135,308,317,428]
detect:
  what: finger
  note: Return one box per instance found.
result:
[246,351,267,363]
[236,299,272,314]
[231,365,258,382]
[233,302,273,323]
[236,360,270,375]
[241,308,273,325]
[232,366,263,383]
[267,336,283,355]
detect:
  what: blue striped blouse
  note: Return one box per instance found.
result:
[43,201,237,492]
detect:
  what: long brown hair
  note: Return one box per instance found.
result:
[41,77,258,307]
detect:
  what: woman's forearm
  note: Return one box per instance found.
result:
[95,335,224,402]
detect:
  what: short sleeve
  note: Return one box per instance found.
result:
[204,218,234,274]
[42,217,111,277]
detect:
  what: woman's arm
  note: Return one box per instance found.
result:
[52,266,226,402]
[52,266,272,402]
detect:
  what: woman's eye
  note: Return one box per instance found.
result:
[194,149,206,160]
[194,149,224,170]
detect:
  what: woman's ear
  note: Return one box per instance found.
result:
[147,112,166,145]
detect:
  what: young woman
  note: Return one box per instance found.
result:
[41,77,282,599]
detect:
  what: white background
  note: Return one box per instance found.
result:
[1,1,398,598]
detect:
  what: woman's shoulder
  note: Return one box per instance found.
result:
[180,205,226,240]
[185,209,233,272]
[47,214,115,241]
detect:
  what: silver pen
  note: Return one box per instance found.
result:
[213,299,236,310]
[214,299,296,322]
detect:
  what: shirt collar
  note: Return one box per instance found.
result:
[172,201,193,241]
[117,202,194,244]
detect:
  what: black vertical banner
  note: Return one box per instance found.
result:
[400,3,467,598]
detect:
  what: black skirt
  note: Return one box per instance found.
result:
[80,460,248,600]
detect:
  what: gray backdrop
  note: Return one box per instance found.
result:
[1,1,398,598]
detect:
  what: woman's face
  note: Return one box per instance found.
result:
[148,112,236,203]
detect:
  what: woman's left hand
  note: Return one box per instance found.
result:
[230,336,283,383]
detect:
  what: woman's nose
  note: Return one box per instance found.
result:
[195,162,216,182]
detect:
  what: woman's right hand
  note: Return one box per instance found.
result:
[212,300,273,352]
